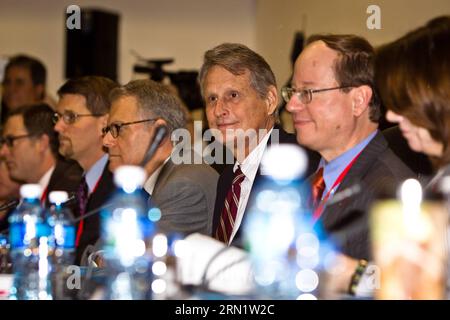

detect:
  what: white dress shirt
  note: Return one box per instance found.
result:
[228,128,273,244]
[38,165,55,196]
[85,154,109,195]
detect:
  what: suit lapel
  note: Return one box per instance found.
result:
[152,160,174,196]
[319,132,388,230]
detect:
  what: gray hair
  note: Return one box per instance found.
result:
[198,43,277,105]
[109,79,187,133]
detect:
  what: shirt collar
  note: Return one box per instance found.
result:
[144,157,171,195]
[319,130,378,193]
[234,127,273,182]
[38,165,55,192]
[85,154,109,193]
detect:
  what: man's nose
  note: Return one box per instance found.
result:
[102,131,116,148]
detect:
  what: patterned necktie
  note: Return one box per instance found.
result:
[75,176,89,247]
[215,167,246,244]
[311,167,325,209]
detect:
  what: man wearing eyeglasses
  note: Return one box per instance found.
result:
[54,76,119,265]
[102,79,218,236]
[284,34,414,262]
[198,43,321,247]
[0,103,82,213]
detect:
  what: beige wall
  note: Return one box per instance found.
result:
[0,0,257,96]
[1,0,448,107]
[256,0,450,94]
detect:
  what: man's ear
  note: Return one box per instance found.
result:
[266,85,278,116]
[152,118,169,141]
[351,85,372,117]
[34,84,45,100]
[37,134,50,153]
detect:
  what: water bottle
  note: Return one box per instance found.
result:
[101,165,155,300]
[8,184,52,300]
[47,191,76,299]
[243,145,333,300]
[0,234,10,273]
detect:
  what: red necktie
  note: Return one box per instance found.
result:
[215,167,246,244]
[311,167,325,209]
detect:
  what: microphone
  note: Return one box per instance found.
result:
[70,202,114,224]
[0,199,20,211]
[65,192,77,206]
[140,125,168,167]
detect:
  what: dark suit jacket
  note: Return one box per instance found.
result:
[316,132,415,260]
[74,163,115,265]
[212,125,316,245]
[45,158,83,207]
[0,159,82,233]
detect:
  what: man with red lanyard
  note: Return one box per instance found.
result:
[55,76,119,265]
[0,103,81,209]
[284,34,414,261]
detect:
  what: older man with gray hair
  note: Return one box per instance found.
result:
[103,79,218,236]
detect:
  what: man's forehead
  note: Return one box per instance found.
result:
[109,96,138,122]
[294,42,337,85]
[57,93,88,111]
[4,115,25,133]
[6,65,32,78]
[204,66,252,91]
[299,41,337,65]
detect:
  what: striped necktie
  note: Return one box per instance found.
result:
[311,167,325,209]
[215,167,246,244]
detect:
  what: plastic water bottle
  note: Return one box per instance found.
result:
[8,184,52,300]
[47,191,76,299]
[101,165,155,300]
[48,191,76,266]
[243,145,333,300]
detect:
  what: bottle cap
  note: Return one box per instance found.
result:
[49,191,69,205]
[114,165,147,193]
[20,184,42,200]
[260,144,307,181]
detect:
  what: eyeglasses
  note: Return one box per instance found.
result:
[53,110,105,125]
[0,134,33,148]
[281,86,354,104]
[102,118,158,139]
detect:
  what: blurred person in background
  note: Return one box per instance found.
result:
[1,54,56,124]
[0,156,20,232]
[376,16,450,188]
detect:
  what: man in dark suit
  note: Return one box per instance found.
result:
[103,79,218,236]
[0,103,82,203]
[284,34,414,260]
[0,103,82,239]
[54,76,119,265]
[198,43,318,246]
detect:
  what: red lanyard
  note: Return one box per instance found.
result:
[40,186,49,207]
[90,175,102,195]
[313,150,363,221]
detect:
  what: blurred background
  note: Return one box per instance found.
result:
[1,0,449,130]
